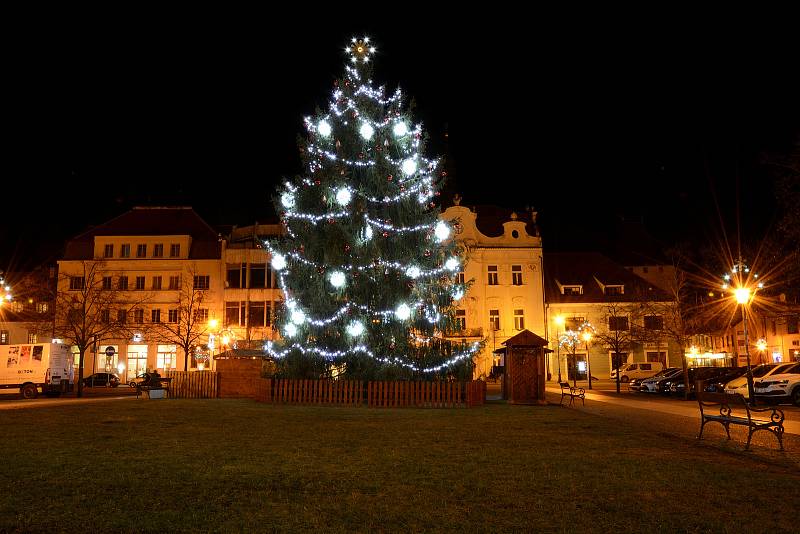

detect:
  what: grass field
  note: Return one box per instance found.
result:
[1,399,798,532]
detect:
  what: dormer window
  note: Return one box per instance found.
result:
[562,285,582,295]
[604,285,624,296]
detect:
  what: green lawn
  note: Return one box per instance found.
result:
[1,400,798,532]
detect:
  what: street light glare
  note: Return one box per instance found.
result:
[554,315,565,326]
[734,287,751,304]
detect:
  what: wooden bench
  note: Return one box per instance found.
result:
[696,390,785,450]
[136,377,172,399]
[559,381,585,407]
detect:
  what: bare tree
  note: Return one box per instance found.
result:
[593,300,645,393]
[53,261,151,397]
[152,267,212,371]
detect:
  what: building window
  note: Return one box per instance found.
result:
[68,276,84,290]
[153,244,163,258]
[136,244,147,258]
[151,309,161,323]
[102,276,112,290]
[512,265,523,285]
[488,265,498,285]
[562,285,582,295]
[514,309,525,330]
[644,315,664,330]
[118,276,128,290]
[455,309,466,330]
[121,244,131,258]
[157,350,176,370]
[103,244,114,258]
[609,316,629,331]
[0,330,8,344]
[226,264,242,289]
[28,333,37,344]
[193,275,210,290]
[455,272,465,285]
[133,309,144,323]
[169,276,180,290]
[152,276,162,290]
[135,276,145,290]
[101,309,110,324]
[117,310,127,324]
[266,265,273,288]
[168,309,179,323]
[169,244,180,258]
[489,309,500,330]
[249,302,265,327]
[225,301,240,326]
[250,264,266,288]
[36,302,49,313]
[194,309,209,322]
[604,285,624,295]
[565,317,585,331]
[788,317,799,335]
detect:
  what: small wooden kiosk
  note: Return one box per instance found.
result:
[494,330,550,405]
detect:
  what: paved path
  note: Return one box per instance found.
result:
[545,385,800,435]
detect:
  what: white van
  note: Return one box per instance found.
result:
[0,343,74,399]
[610,362,664,382]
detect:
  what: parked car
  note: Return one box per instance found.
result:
[754,363,800,406]
[703,367,748,393]
[668,367,731,397]
[128,373,149,388]
[639,368,683,393]
[724,363,796,399]
[630,368,678,392]
[610,362,664,382]
[83,373,120,388]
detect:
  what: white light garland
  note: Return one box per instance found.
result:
[281,192,295,209]
[284,323,298,337]
[445,257,460,271]
[318,120,332,137]
[393,121,408,137]
[405,266,421,279]
[402,158,417,176]
[291,309,306,325]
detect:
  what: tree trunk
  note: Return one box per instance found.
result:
[680,343,690,401]
[77,349,85,398]
[184,344,189,372]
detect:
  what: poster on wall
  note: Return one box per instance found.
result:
[19,346,31,365]
[7,346,19,367]
[32,345,43,363]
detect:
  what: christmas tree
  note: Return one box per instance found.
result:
[264,37,480,379]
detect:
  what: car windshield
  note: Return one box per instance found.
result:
[751,365,777,378]
[652,368,676,378]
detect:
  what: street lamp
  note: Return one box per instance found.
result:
[723,259,760,404]
[554,315,565,382]
[582,328,594,390]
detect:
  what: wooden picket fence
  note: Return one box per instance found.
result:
[270,378,361,406]
[165,371,219,399]
[255,379,486,408]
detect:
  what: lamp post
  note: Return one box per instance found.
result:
[582,330,593,390]
[554,315,565,382]
[722,257,761,404]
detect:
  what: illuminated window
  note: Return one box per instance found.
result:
[0,330,8,344]
[28,332,37,344]
[562,285,582,295]
[514,309,525,330]
[489,309,500,330]
[455,272,465,284]
[36,302,48,313]
[455,309,466,330]
[512,265,523,285]
[488,266,498,285]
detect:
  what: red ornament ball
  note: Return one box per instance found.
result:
[328,218,336,224]
[315,179,321,186]
[382,231,389,238]
[344,244,351,253]
[424,249,432,257]
[387,175,393,181]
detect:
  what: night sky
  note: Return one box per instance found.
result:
[3,12,799,271]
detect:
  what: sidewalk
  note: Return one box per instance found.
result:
[545,384,800,436]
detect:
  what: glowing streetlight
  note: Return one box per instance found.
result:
[756,339,767,352]
[208,319,219,330]
[734,287,751,305]
[722,259,760,403]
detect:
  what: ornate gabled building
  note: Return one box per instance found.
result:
[442,199,545,379]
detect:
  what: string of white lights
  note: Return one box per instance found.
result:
[264,340,481,373]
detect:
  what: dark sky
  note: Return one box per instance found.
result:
[3,11,799,271]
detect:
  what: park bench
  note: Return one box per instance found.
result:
[696,390,785,451]
[136,377,172,399]
[559,381,585,407]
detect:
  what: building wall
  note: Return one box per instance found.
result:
[442,205,545,379]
